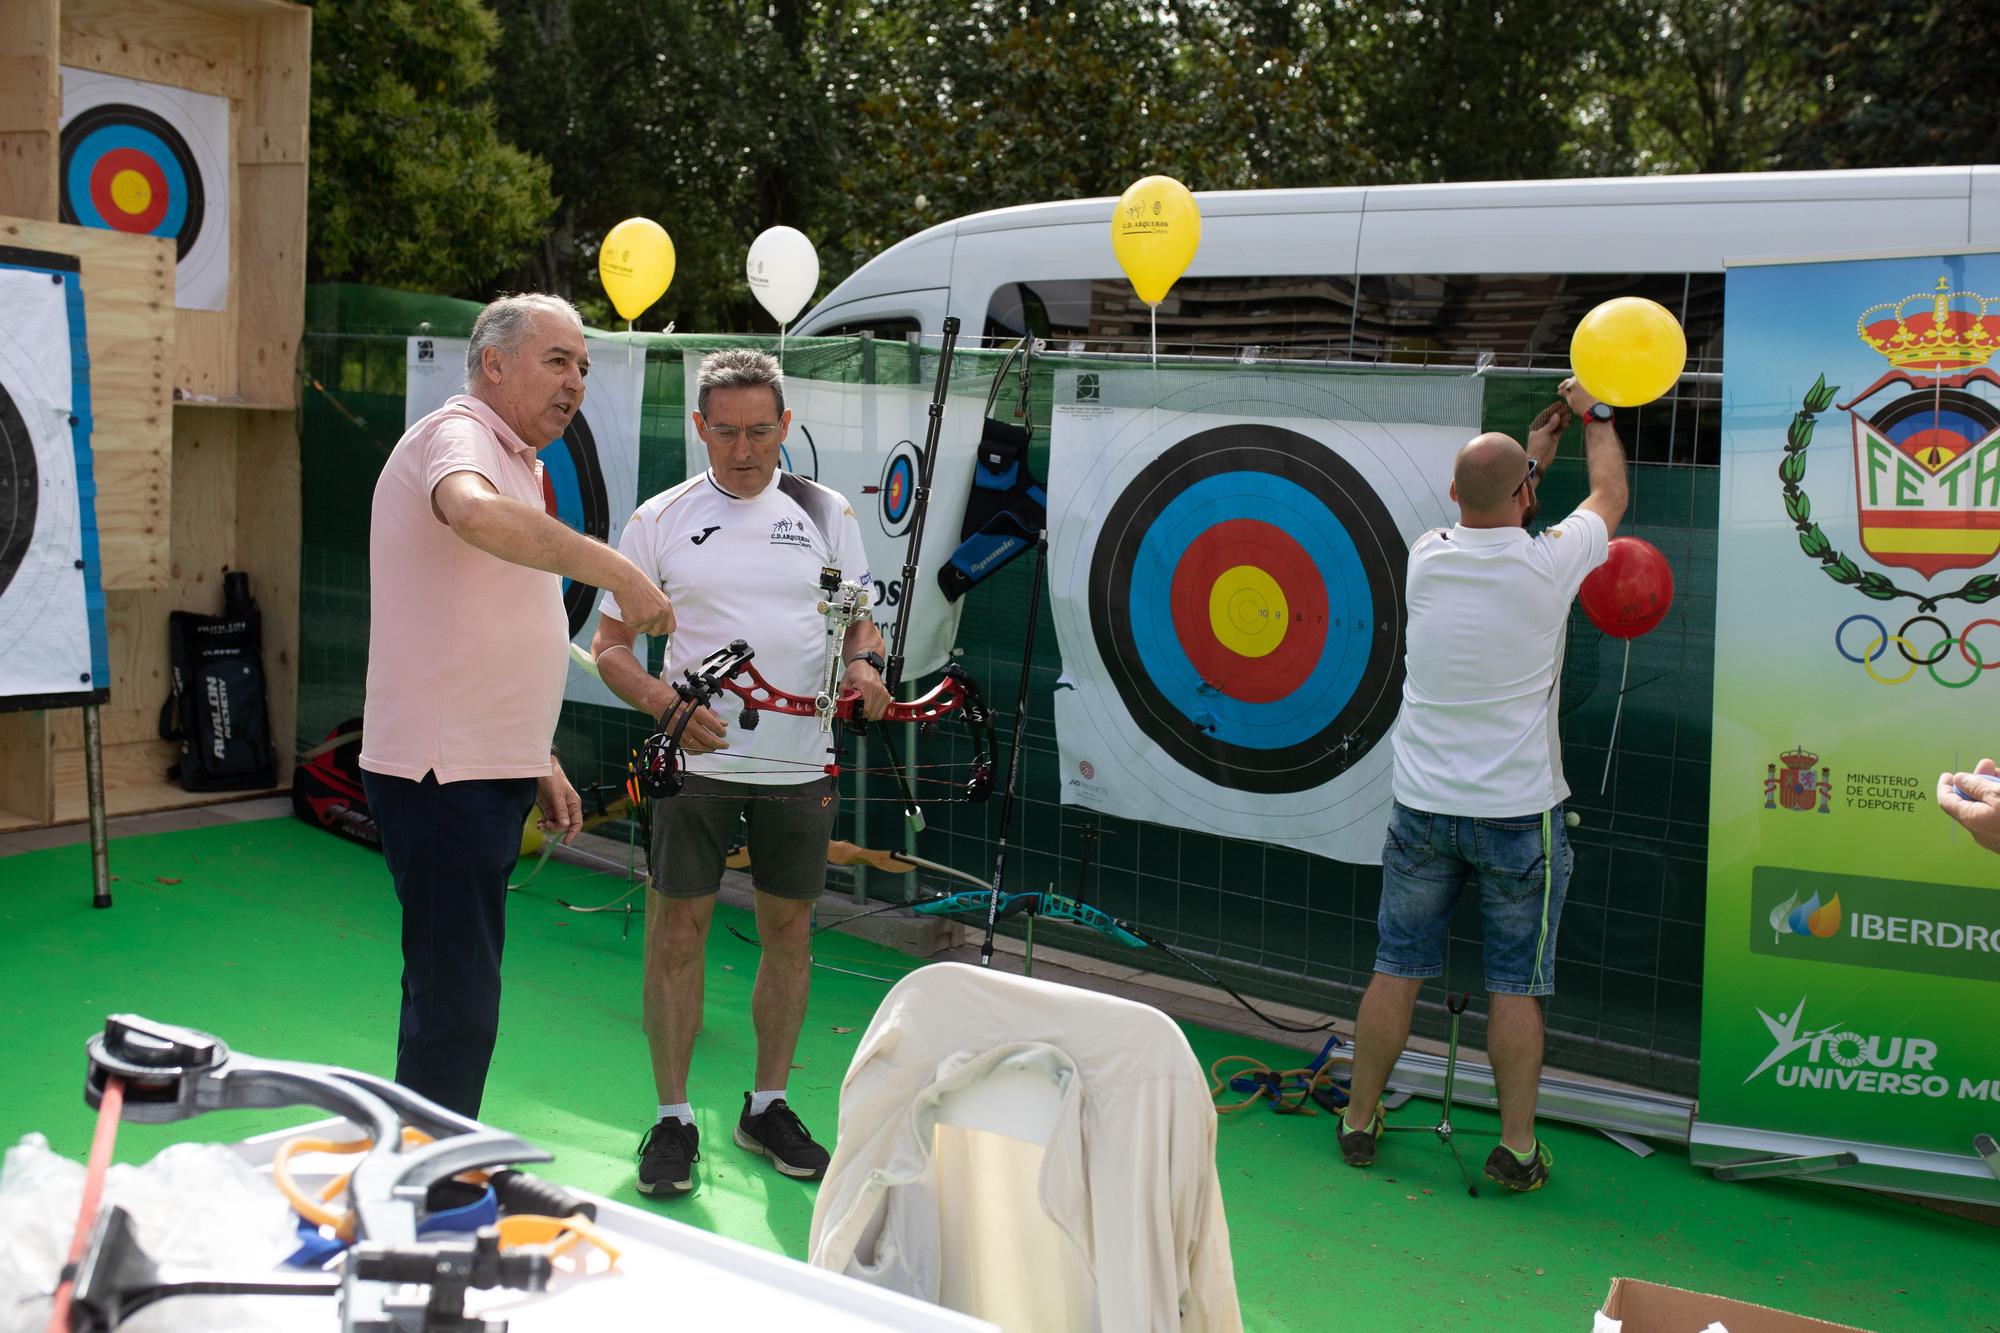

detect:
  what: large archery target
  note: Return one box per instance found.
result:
[1090,424,1406,793]
[60,69,229,311]
[0,259,100,708]
[539,412,612,639]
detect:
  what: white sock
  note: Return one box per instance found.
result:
[657,1102,693,1126]
[749,1089,787,1116]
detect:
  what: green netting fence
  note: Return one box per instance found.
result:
[300,283,1719,1093]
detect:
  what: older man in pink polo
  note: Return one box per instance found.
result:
[360,293,674,1117]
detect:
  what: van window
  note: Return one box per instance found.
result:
[985,276,1362,357]
[987,272,1723,466]
[814,315,922,343]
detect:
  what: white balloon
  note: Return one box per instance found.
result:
[746,226,820,325]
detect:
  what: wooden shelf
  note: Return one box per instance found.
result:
[52,739,283,823]
[0,0,307,833]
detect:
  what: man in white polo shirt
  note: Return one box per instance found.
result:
[592,348,891,1196]
[1338,376,1628,1192]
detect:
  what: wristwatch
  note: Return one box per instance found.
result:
[846,650,886,673]
[1585,402,1615,423]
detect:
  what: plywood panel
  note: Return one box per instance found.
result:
[58,30,244,101]
[234,409,298,778]
[0,0,60,220]
[0,215,173,590]
[0,711,54,826]
[61,0,244,70]
[234,8,308,407]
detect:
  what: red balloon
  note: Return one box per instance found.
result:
[1579,536,1674,639]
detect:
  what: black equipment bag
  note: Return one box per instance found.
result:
[291,718,379,849]
[157,572,279,791]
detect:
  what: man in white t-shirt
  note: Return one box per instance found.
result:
[1338,377,1628,1193]
[592,349,891,1197]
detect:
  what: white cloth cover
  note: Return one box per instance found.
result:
[808,963,1242,1333]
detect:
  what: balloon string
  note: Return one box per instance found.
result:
[1600,638,1632,796]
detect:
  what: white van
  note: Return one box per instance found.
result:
[798,167,2000,464]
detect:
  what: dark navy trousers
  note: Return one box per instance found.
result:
[363,770,537,1119]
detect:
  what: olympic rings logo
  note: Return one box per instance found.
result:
[1834,614,2000,688]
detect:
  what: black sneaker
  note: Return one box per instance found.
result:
[636,1116,699,1196]
[1483,1140,1554,1193]
[1337,1105,1384,1167]
[733,1093,831,1180]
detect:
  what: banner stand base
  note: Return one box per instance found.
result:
[1712,1150,1859,1182]
[1690,1118,2000,1207]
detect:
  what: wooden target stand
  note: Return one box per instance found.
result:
[0,0,309,900]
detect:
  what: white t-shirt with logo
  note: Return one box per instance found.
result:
[1389,507,1609,817]
[600,469,874,785]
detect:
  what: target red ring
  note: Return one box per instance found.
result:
[86,147,170,233]
[1168,518,1327,704]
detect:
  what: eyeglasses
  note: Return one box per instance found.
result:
[1514,458,1539,496]
[703,423,781,446]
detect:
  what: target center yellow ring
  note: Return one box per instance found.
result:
[1209,566,1289,658]
[109,168,154,216]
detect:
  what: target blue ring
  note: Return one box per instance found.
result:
[883,455,915,523]
[63,123,191,236]
[1127,471,1372,750]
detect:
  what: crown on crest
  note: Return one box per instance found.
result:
[1856,276,2000,370]
[1778,747,1819,771]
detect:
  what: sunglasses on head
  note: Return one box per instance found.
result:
[1514,458,1539,496]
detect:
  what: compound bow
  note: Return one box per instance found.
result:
[634,638,995,823]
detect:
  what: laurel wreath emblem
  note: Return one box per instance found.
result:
[1779,374,2000,613]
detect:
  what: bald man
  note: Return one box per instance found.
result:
[1339,377,1627,1193]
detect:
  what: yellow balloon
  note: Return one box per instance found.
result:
[1111,175,1201,307]
[599,217,675,321]
[1569,297,1687,408]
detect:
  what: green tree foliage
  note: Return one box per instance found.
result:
[303,0,1977,325]
[308,0,557,294]
[1779,0,2000,169]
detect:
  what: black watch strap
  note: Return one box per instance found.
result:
[847,650,886,672]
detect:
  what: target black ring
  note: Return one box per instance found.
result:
[0,381,38,602]
[560,411,609,639]
[59,103,206,261]
[1088,423,1406,794]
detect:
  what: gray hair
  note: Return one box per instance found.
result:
[696,348,786,417]
[465,293,583,385]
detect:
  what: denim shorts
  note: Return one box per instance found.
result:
[1374,800,1572,997]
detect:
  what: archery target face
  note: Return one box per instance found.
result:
[1090,424,1407,793]
[538,411,612,638]
[1048,366,1475,860]
[0,262,97,705]
[780,422,820,481]
[878,439,920,537]
[60,69,229,311]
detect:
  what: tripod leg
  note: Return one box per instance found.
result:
[1447,1134,1479,1197]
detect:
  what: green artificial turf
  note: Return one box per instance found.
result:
[2,819,1991,1331]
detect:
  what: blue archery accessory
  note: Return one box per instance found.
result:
[938,339,1047,603]
[1224,1031,1351,1114]
[283,1179,499,1267]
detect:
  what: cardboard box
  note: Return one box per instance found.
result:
[1598,1278,1878,1333]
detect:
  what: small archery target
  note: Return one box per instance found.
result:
[1089,424,1406,793]
[59,69,229,311]
[879,439,920,537]
[538,412,611,638]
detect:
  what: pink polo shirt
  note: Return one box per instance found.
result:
[360,395,568,783]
